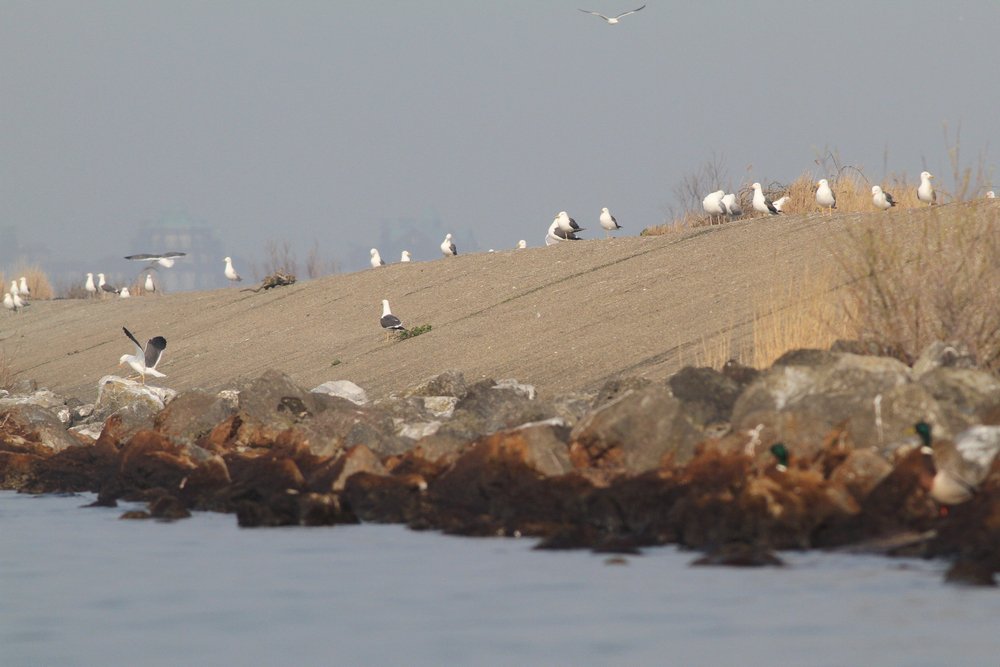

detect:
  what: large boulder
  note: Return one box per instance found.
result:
[570,385,703,471]
[153,390,238,450]
[402,370,470,400]
[667,366,742,428]
[917,367,1000,433]
[311,380,369,406]
[93,376,177,439]
[731,353,913,456]
[0,403,84,452]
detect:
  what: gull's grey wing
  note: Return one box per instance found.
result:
[145,336,167,369]
[124,253,157,260]
[162,252,187,258]
[615,5,646,19]
[380,314,404,330]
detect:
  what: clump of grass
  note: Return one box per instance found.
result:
[835,206,1000,371]
[397,324,432,340]
[0,265,54,300]
[0,347,21,391]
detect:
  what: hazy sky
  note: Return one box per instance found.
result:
[3,1,999,280]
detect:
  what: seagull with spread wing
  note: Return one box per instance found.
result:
[119,326,167,384]
[578,4,645,24]
[124,252,186,268]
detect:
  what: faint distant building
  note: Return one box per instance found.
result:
[131,213,225,291]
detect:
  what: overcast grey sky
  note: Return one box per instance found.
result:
[2,1,998,281]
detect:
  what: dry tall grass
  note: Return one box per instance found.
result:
[835,205,1000,371]
[0,265,55,300]
[0,346,21,391]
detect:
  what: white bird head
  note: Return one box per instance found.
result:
[751,182,762,191]
[370,248,377,255]
[872,185,881,194]
[601,207,609,213]
[921,171,933,180]
[86,272,93,279]
[818,179,829,187]
[224,256,232,263]
[98,273,105,282]
[517,239,527,249]
[444,233,452,241]
[401,250,411,261]
[987,191,996,199]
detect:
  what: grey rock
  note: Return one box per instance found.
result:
[911,341,978,379]
[0,389,66,412]
[299,402,407,458]
[69,423,104,441]
[92,376,177,440]
[571,385,703,470]
[592,377,652,409]
[731,353,912,457]
[918,367,1000,432]
[0,404,82,451]
[311,380,369,406]
[829,448,893,501]
[154,390,238,448]
[235,369,334,429]
[667,366,742,428]
[493,378,536,401]
[402,369,470,399]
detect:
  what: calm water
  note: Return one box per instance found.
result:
[2,491,999,667]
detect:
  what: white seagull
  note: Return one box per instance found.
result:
[918,171,936,204]
[85,273,97,298]
[871,185,896,211]
[986,191,996,199]
[751,182,781,215]
[125,252,186,268]
[144,274,155,294]
[380,299,406,340]
[3,292,14,313]
[18,277,29,297]
[440,233,457,257]
[224,256,242,282]
[721,193,742,217]
[119,287,131,298]
[400,250,412,263]
[816,179,836,215]
[702,190,726,220]
[599,207,622,237]
[556,211,584,237]
[119,326,167,384]
[772,196,790,212]
[370,248,386,268]
[516,239,527,249]
[9,280,20,297]
[578,4,645,24]
[545,218,583,245]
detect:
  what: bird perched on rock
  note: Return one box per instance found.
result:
[380,299,406,340]
[872,185,896,211]
[599,207,622,237]
[915,421,1000,505]
[85,273,97,298]
[440,233,457,257]
[917,171,936,204]
[555,211,584,238]
[124,251,186,269]
[721,193,742,217]
[702,190,726,220]
[400,250,412,263]
[751,182,781,215]
[224,256,242,282]
[816,179,836,215]
[370,248,385,268]
[119,326,167,384]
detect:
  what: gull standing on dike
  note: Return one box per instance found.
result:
[144,274,155,294]
[702,190,726,221]
[721,192,742,217]
[516,240,527,249]
[772,196,790,212]
[119,287,131,298]
[816,179,836,215]
[440,233,457,257]
[9,280,20,297]
[380,299,406,340]
[370,248,386,268]
[224,256,242,282]
[400,250,412,263]
[18,277,29,297]
[85,273,97,298]
[751,182,781,215]
[545,218,583,245]
[556,211,584,238]
[872,185,896,211]
[3,292,15,313]
[599,207,622,237]
[917,171,936,204]
[578,4,645,24]
[119,327,167,384]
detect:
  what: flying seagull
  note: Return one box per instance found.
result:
[816,179,836,215]
[440,233,457,257]
[119,326,167,384]
[751,182,781,215]
[578,4,645,24]
[124,252,186,268]
[380,299,406,340]
[918,171,936,204]
[871,185,896,210]
[599,207,622,237]
[224,256,242,282]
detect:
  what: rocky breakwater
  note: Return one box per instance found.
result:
[3,342,1000,585]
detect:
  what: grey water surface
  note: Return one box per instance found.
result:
[2,491,998,667]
